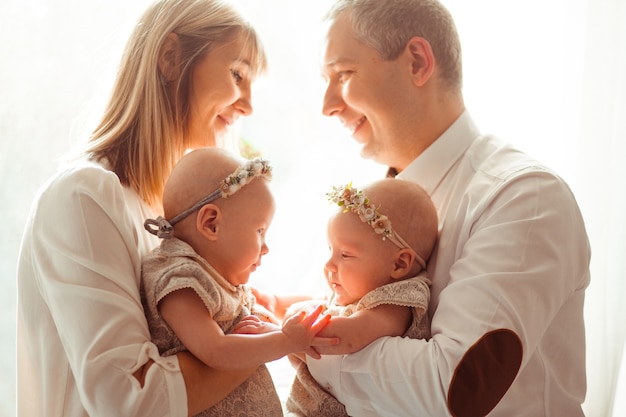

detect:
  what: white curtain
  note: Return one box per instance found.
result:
[0,1,624,416]
[574,1,626,415]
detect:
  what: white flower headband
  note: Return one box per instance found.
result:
[327,182,426,269]
[145,158,272,239]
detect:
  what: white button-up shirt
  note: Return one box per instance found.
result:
[307,111,590,416]
[17,159,188,416]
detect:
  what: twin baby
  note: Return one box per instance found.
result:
[141,147,438,416]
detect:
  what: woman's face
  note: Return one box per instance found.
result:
[187,36,256,149]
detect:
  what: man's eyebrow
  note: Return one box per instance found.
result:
[324,57,355,68]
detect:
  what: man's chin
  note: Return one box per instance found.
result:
[360,146,388,167]
[359,144,375,160]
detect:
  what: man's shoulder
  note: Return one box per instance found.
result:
[466,134,556,183]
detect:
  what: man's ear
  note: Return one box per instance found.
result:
[158,33,181,82]
[403,36,435,87]
[196,204,221,241]
[390,249,417,279]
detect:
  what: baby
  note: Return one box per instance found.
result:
[256,178,439,416]
[141,147,334,417]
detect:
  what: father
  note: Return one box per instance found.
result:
[309,1,591,416]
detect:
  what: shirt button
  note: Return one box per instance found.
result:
[325,384,333,393]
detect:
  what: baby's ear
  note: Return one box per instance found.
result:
[391,249,417,279]
[196,204,221,240]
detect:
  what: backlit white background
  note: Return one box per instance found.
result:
[1,1,624,416]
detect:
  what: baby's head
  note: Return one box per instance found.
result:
[161,147,275,286]
[325,178,438,305]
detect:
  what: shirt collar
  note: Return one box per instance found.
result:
[396,110,480,195]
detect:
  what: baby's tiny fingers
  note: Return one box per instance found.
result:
[300,305,324,326]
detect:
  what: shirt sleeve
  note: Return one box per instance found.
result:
[31,165,188,416]
[309,170,590,416]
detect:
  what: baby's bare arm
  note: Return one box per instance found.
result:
[160,289,334,369]
[313,304,413,355]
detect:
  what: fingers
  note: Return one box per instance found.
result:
[283,310,306,327]
[231,324,255,334]
[306,346,321,360]
[311,313,331,333]
[232,322,264,334]
[283,304,321,327]
[232,317,279,334]
[285,304,333,336]
[242,315,262,323]
[310,335,340,347]
[232,316,261,332]
[288,352,306,365]
[296,305,329,331]
[299,304,324,326]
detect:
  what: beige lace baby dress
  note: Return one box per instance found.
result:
[285,273,431,417]
[142,238,283,417]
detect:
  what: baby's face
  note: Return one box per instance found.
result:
[324,211,399,305]
[209,180,275,287]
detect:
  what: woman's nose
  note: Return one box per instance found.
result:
[235,84,253,116]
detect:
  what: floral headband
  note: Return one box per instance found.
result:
[327,183,426,268]
[145,158,272,239]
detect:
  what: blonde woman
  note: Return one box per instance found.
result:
[17,1,268,415]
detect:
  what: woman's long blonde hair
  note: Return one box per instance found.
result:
[84,0,266,208]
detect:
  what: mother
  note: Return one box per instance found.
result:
[17,1,266,415]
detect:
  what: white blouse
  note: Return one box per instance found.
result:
[307,111,591,416]
[17,159,187,416]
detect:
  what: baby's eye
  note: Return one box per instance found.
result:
[231,69,243,83]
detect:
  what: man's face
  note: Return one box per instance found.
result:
[321,13,414,169]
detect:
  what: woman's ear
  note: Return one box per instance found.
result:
[390,249,417,280]
[403,36,435,87]
[196,204,221,241]
[158,33,181,82]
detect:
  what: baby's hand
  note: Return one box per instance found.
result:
[281,305,338,359]
[232,315,280,335]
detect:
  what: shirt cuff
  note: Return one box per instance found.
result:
[143,342,188,416]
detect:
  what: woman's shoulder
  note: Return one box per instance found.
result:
[44,158,121,197]
[31,157,133,225]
